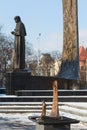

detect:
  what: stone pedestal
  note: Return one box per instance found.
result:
[5,71,31,95]
[36,123,70,130]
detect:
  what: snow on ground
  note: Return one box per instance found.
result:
[0,112,86,130]
[59,102,87,130]
[60,111,87,130]
[0,113,36,130]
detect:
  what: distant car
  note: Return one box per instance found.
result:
[0,87,6,94]
[24,68,31,74]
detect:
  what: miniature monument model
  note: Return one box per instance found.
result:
[29,80,79,130]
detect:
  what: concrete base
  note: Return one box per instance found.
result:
[29,116,79,130]
[36,123,70,130]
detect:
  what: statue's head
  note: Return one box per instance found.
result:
[14,16,21,23]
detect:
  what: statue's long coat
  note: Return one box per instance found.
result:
[13,21,26,69]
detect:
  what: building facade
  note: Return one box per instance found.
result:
[79,46,87,82]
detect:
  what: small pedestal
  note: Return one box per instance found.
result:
[29,116,79,130]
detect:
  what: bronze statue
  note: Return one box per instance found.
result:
[11,16,26,70]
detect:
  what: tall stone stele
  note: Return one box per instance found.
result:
[58,0,79,80]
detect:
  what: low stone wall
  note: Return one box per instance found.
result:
[4,72,61,95]
[4,72,79,95]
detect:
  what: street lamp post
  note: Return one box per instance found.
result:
[37,33,41,76]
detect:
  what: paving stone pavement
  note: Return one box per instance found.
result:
[0,113,36,130]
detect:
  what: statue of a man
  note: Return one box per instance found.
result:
[11,16,26,70]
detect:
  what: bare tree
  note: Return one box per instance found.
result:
[0,27,13,72]
[40,53,54,76]
[51,50,62,61]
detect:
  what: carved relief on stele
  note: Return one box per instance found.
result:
[62,0,78,61]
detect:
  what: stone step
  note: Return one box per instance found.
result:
[63,103,87,110]
[0,105,52,109]
[0,102,52,105]
[0,95,52,102]
[0,101,52,113]
[58,96,87,102]
[60,106,87,117]
[0,95,87,102]
[15,90,53,96]
[59,103,87,123]
[0,108,51,113]
[15,89,87,96]
[0,109,42,113]
[0,106,46,109]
